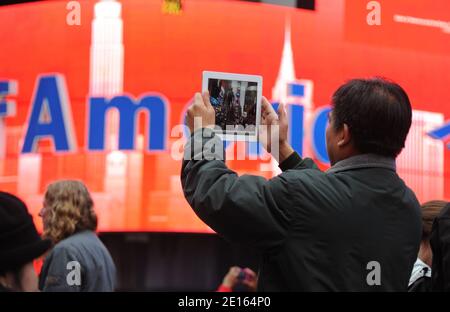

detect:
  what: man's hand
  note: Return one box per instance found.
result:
[186,91,215,134]
[222,266,241,289]
[259,97,294,163]
[241,268,258,292]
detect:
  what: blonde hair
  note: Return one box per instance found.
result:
[43,180,97,244]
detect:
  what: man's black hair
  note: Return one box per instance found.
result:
[331,77,412,158]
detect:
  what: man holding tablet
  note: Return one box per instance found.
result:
[181,76,421,291]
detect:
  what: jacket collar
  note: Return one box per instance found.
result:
[327,153,396,174]
[409,258,432,286]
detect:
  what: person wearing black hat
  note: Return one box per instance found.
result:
[0,192,51,292]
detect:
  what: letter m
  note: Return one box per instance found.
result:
[88,95,167,151]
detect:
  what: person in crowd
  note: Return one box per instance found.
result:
[408,200,448,291]
[212,80,230,130]
[218,80,229,105]
[0,192,51,292]
[230,87,243,127]
[430,201,450,291]
[209,79,221,101]
[231,83,244,126]
[38,180,116,292]
[242,88,257,127]
[217,266,258,292]
[223,89,236,129]
[182,77,421,291]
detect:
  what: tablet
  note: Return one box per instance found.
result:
[202,71,262,141]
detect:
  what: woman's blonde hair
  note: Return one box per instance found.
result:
[43,180,97,244]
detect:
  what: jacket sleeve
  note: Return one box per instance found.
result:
[39,246,82,292]
[181,129,294,251]
[278,150,321,172]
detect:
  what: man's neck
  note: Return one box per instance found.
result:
[418,243,432,267]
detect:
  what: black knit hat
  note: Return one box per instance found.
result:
[0,192,51,272]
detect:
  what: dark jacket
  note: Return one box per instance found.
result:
[408,258,432,292]
[181,129,422,291]
[39,231,116,292]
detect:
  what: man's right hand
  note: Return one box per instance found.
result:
[259,97,294,163]
[222,266,241,289]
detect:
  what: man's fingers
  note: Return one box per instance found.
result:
[202,91,212,109]
[194,92,203,106]
[261,96,276,116]
[243,268,256,277]
[278,102,287,123]
[187,104,193,115]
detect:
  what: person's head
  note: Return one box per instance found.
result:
[220,80,229,90]
[326,77,412,165]
[39,180,97,245]
[422,200,448,243]
[0,192,51,291]
[224,90,234,107]
[245,87,257,108]
[418,200,448,266]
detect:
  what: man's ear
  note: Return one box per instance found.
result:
[337,124,351,147]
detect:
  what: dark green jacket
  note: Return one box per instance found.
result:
[181,129,421,291]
